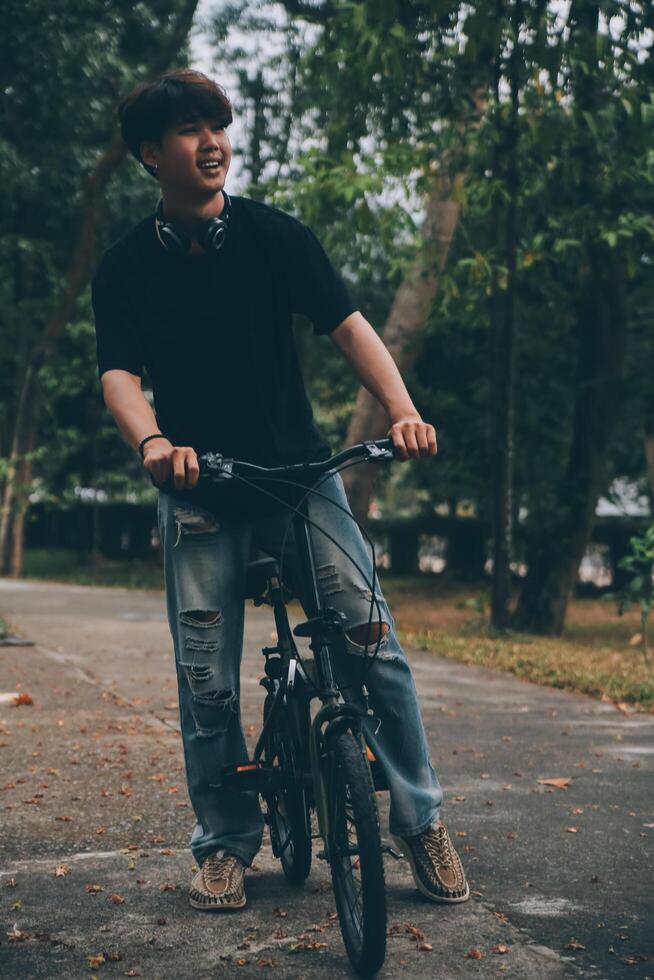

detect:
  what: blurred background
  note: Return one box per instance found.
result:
[1,0,653,707]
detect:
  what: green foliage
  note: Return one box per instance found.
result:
[0,0,193,509]
[612,524,654,663]
[3,0,654,578]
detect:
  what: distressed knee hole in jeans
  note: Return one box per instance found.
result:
[347,622,390,647]
[182,679,238,739]
[172,506,220,548]
[344,618,400,662]
[178,610,233,736]
[179,609,223,628]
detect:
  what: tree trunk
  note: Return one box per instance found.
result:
[0,0,200,574]
[9,385,40,579]
[341,172,462,524]
[388,523,420,576]
[489,0,520,628]
[643,426,654,501]
[512,243,628,633]
[510,0,626,635]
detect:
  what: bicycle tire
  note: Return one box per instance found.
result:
[263,693,312,884]
[325,730,386,977]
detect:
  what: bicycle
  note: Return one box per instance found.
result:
[195,438,401,978]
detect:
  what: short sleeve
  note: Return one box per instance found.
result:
[285,219,358,336]
[91,254,145,379]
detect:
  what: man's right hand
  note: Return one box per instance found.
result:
[142,439,200,491]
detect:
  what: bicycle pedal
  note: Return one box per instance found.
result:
[380,842,404,860]
[221,761,278,793]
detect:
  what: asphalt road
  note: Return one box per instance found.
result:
[0,577,652,979]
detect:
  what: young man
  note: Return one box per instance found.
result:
[92,68,469,911]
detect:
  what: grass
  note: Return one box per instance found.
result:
[21,548,164,590]
[8,552,654,710]
[383,576,654,712]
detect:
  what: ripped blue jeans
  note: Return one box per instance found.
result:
[157,469,442,867]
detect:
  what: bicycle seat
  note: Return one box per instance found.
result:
[244,556,279,603]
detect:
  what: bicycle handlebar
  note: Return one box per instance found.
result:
[196,438,395,485]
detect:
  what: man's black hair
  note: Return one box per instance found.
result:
[118,68,233,179]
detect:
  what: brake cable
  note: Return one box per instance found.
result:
[221,460,387,691]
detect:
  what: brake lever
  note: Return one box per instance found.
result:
[198,451,234,482]
[363,440,395,462]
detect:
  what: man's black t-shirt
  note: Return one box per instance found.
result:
[91,195,358,520]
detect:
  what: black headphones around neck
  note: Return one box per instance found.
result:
[154,191,232,256]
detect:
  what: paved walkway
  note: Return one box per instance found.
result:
[0,578,652,978]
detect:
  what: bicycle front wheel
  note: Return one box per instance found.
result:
[325,731,386,978]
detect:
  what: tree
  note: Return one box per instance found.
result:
[0,0,200,575]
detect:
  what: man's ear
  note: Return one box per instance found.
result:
[139,140,159,170]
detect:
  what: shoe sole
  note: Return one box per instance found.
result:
[189,894,247,911]
[392,835,470,904]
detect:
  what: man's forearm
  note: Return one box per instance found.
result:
[329,312,419,421]
[101,370,167,453]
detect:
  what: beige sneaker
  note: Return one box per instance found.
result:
[393,821,470,903]
[189,850,247,911]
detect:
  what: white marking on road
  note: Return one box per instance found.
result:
[510,895,585,917]
[0,848,188,875]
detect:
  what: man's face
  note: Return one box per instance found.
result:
[141,115,232,197]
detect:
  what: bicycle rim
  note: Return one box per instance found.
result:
[326,731,386,977]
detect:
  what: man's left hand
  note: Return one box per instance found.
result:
[387,416,438,462]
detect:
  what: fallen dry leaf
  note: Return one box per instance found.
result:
[273,907,288,917]
[629,633,643,646]
[88,954,106,968]
[289,940,328,952]
[405,923,426,942]
[466,948,485,959]
[564,827,580,834]
[564,940,586,950]
[54,864,71,877]
[160,882,178,891]
[537,778,571,789]
[109,894,125,904]
[7,928,32,942]
[417,943,433,951]
[492,944,510,954]
[12,693,34,707]
[85,884,103,893]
